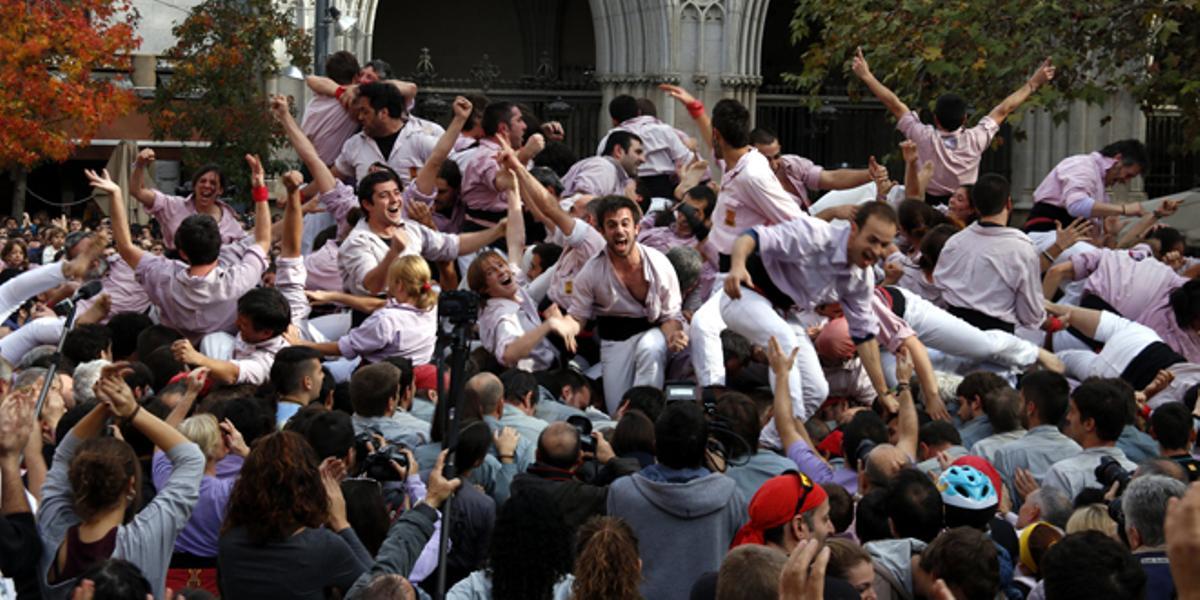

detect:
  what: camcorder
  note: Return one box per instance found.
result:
[438,290,479,326]
[354,429,410,482]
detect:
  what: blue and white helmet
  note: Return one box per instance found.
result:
[937,465,999,510]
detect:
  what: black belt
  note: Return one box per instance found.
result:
[1066,293,1119,351]
[1121,341,1185,390]
[878,285,907,319]
[595,316,655,342]
[638,174,678,206]
[946,305,1015,334]
[718,252,794,311]
[1023,202,1074,232]
[170,551,217,569]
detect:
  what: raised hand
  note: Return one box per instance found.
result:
[1014,467,1040,499]
[426,450,463,510]
[245,154,266,188]
[135,148,156,167]
[900,140,919,164]
[522,132,546,157]
[268,94,291,121]
[767,336,800,378]
[83,169,121,196]
[281,170,304,193]
[406,199,435,229]
[778,539,830,600]
[220,418,250,457]
[451,96,473,122]
[540,120,565,142]
[0,387,38,459]
[851,46,871,80]
[1029,57,1055,90]
[493,426,519,458]
[1054,218,1091,251]
[724,263,754,300]
[171,339,204,367]
[1155,198,1183,219]
[184,367,210,398]
[658,83,697,106]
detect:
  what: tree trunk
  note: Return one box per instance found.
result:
[10,167,26,218]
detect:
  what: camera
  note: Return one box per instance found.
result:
[438,290,479,325]
[567,415,596,454]
[1094,455,1132,495]
[363,444,410,482]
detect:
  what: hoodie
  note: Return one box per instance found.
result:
[865,538,927,600]
[607,469,747,600]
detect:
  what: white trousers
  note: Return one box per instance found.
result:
[0,261,67,324]
[690,282,727,387]
[600,327,668,415]
[0,315,63,365]
[898,287,1040,370]
[275,257,348,343]
[1058,312,1160,381]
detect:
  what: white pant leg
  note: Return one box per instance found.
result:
[690,285,727,387]
[199,332,237,361]
[1059,350,1113,381]
[307,312,350,342]
[900,288,1039,369]
[326,356,361,383]
[1051,329,1093,352]
[600,337,636,416]
[0,316,64,365]
[720,289,812,418]
[0,262,67,324]
[632,327,668,389]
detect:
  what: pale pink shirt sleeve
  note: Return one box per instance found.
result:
[478,302,526,367]
[232,350,274,385]
[778,155,824,207]
[301,95,360,166]
[459,141,506,213]
[147,190,190,249]
[562,157,623,197]
[871,290,916,353]
[406,221,460,262]
[566,257,601,322]
[303,241,343,291]
[320,181,358,239]
[1012,241,1048,328]
[1070,248,1104,281]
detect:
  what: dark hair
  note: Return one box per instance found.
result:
[135,324,183,361]
[983,387,1023,433]
[1150,226,1185,255]
[482,101,516,137]
[1152,402,1192,451]
[919,420,962,449]
[853,200,899,229]
[122,362,154,398]
[325,50,360,85]
[682,184,717,220]
[363,58,392,79]
[749,127,778,146]
[1099,139,1148,169]
[594,195,642,226]
[1042,531,1146,600]
[300,409,354,461]
[711,99,751,148]
[957,371,1009,405]
[78,558,152,600]
[108,312,153,361]
[621,385,665,422]
[601,130,642,156]
[971,173,1011,217]
[825,483,854,533]
[655,401,708,469]
[69,436,142,523]
[238,287,291,337]
[143,345,184,392]
[189,164,228,194]
[382,356,415,394]
[1171,279,1200,331]
[357,81,406,119]
[500,369,538,407]
[1073,379,1129,442]
[456,420,493,473]
[897,198,949,243]
[715,392,760,458]
[341,479,389,556]
[612,410,655,458]
[209,397,275,447]
[224,431,329,544]
[533,142,578,178]
[350,362,401,418]
[920,527,999,599]
[64,323,111,366]
[175,214,222,265]
[529,166,564,198]
[608,95,639,123]
[356,166,402,205]
[933,93,968,130]
[531,243,563,272]
[721,330,752,365]
[489,487,574,600]
[1020,370,1070,425]
[436,159,463,193]
[855,488,892,544]
[270,346,323,396]
[917,223,961,274]
[886,468,944,542]
[635,97,657,118]
[842,410,888,470]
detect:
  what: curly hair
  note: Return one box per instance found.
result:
[223,431,328,544]
[488,487,573,600]
[572,516,642,600]
[69,437,142,523]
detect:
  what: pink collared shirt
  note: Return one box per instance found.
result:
[334,118,444,186]
[337,219,459,296]
[933,223,1045,328]
[870,288,919,353]
[777,154,825,210]
[304,240,343,291]
[232,334,289,385]
[148,190,246,251]
[597,116,691,177]
[708,149,804,257]
[1072,248,1200,362]
[337,299,437,364]
[400,181,461,233]
[1032,152,1118,218]
[301,94,360,166]
[753,216,879,340]
[897,112,998,196]
[567,242,683,325]
[561,156,630,197]
[546,218,607,308]
[74,255,150,323]
[458,138,506,225]
[319,180,359,241]
[478,264,558,371]
[134,246,268,338]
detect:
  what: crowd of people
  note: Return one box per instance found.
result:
[2,46,1200,600]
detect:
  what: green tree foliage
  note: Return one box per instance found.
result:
[788,0,1200,150]
[145,0,309,201]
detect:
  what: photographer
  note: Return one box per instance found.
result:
[349,361,429,448]
[1042,379,1138,502]
[509,421,638,532]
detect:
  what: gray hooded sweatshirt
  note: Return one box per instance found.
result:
[865,537,928,600]
[607,468,747,600]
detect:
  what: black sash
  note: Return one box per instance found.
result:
[1023,202,1074,232]
[947,305,1015,334]
[718,252,794,311]
[878,286,907,319]
[595,316,654,342]
[1120,341,1185,391]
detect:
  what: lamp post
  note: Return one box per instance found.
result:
[314,0,329,75]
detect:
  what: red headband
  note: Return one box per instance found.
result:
[731,471,828,548]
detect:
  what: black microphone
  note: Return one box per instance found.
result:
[73,280,104,301]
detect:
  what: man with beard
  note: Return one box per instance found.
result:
[566,195,687,414]
[130,150,245,251]
[334,81,444,186]
[561,130,645,198]
[458,101,543,232]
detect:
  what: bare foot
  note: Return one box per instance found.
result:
[1036,348,1065,374]
[76,293,111,325]
[61,230,110,280]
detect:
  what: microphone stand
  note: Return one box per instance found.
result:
[433,315,473,600]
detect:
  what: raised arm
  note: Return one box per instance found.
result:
[505,171,526,266]
[660,84,713,154]
[988,58,1054,125]
[767,337,807,452]
[96,368,191,451]
[129,149,159,208]
[306,289,388,314]
[1042,261,1078,300]
[1118,199,1181,248]
[893,350,919,460]
[414,96,472,197]
[280,171,305,259]
[818,168,873,191]
[246,154,272,253]
[271,94,337,194]
[85,169,143,269]
[851,47,909,120]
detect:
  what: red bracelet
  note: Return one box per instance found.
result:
[252,185,269,203]
[335,86,346,100]
[685,100,705,118]
[1044,315,1065,333]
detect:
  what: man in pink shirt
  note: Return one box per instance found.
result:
[129,150,246,251]
[852,47,1055,204]
[595,95,694,202]
[749,128,878,211]
[300,51,363,166]
[561,131,644,198]
[333,82,444,187]
[458,101,542,231]
[933,174,1051,334]
[566,196,687,414]
[170,287,292,385]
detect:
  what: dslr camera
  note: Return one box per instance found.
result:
[567,415,596,454]
[1094,455,1132,496]
[362,444,410,482]
[438,290,479,325]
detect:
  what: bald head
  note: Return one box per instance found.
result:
[360,574,415,600]
[538,421,582,469]
[865,444,909,489]
[466,372,504,416]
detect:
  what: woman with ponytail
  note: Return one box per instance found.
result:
[292,254,439,364]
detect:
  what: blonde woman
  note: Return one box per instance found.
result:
[1065,503,1119,539]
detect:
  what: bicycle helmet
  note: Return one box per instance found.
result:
[937,465,998,510]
